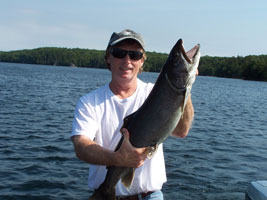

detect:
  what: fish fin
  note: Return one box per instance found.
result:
[88,183,116,200]
[88,187,116,200]
[121,168,135,188]
[145,145,158,159]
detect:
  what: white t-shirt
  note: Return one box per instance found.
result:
[71,79,167,196]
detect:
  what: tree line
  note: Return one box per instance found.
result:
[0,47,266,81]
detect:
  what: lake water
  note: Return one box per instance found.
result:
[0,62,267,200]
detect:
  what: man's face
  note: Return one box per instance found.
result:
[107,42,144,84]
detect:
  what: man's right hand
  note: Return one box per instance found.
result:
[115,128,147,168]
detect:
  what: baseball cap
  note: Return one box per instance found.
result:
[107,29,145,50]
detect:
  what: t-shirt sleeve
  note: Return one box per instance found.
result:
[71,97,98,140]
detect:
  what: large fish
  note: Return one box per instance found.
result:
[89,39,200,200]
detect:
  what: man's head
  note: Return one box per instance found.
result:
[105,29,146,72]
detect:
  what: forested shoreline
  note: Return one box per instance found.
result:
[0,47,267,81]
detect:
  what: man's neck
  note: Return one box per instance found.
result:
[109,79,138,99]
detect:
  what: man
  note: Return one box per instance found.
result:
[71,29,195,200]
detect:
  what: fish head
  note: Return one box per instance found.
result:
[165,39,200,91]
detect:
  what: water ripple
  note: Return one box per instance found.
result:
[1,63,267,200]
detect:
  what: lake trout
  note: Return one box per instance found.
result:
[89,39,200,200]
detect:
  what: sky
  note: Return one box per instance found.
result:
[0,0,267,57]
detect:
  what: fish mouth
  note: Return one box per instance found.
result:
[178,39,200,64]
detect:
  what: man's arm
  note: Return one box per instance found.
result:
[71,129,147,168]
[172,95,194,138]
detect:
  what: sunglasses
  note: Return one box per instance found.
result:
[110,48,143,60]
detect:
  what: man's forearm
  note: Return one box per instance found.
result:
[72,135,117,166]
[71,133,147,168]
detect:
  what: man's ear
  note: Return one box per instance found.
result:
[105,55,111,71]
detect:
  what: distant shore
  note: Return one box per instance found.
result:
[1,47,267,81]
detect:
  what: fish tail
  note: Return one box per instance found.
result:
[88,187,116,200]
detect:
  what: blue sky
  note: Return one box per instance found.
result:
[1,0,266,57]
